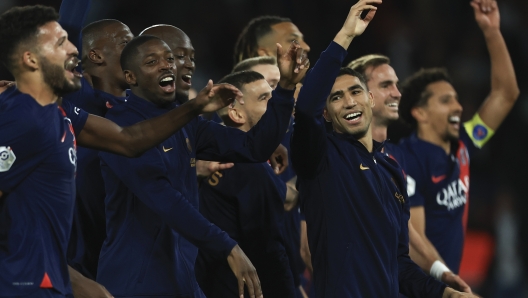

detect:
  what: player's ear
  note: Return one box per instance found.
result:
[368,91,375,107]
[411,106,427,123]
[88,49,104,64]
[228,107,245,125]
[322,108,332,123]
[22,51,39,71]
[124,70,137,86]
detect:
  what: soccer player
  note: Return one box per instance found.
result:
[0,6,244,297]
[348,54,472,293]
[139,25,194,105]
[97,35,306,298]
[58,0,135,280]
[233,56,281,90]
[234,15,310,65]
[196,70,305,297]
[398,0,519,278]
[291,0,473,296]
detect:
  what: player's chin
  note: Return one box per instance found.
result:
[66,78,82,92]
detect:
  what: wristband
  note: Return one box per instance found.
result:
[430,260,451,280]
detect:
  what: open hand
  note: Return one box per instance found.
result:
[277,41,310,90]
[470,0,500,32]
[227,245,262,298]
[193,80,244,114]
[339,0,381,38]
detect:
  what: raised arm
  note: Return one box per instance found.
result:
[193,43,307,163]
[469,0,519,130]
[58,0,91,56]
[76,81,242,157]
[292,0,379,178]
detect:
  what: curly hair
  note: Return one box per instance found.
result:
[0,5,59,73]
[233,15,291,65]
[399,68,452,128]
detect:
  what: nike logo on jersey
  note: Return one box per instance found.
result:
[163,146,173,152]
[360,164,370,170]
[431,175,446,183]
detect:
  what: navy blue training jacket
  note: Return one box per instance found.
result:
[98,87,294,297]
[291,41,447,297]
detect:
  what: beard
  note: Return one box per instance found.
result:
[39,55,80,97]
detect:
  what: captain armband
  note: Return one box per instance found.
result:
[463,113,495,149]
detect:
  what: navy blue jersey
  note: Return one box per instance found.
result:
[291,42,446,297]
[64,78,126,279]
[398,128,478,273]
[98,87,294,297]
[196,162,295,297]
[0,87,87,296]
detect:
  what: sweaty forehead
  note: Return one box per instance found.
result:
[37,21,66,43]
[366,64,398,83]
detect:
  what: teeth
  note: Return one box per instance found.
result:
[387,103,398,107]
[161,77,174,82]
[449,116,460,123]
[183,75,192,79]
[345,112,361,120]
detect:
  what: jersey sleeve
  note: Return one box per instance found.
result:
[61,100,89,134]
[0,108,52,193]
[401,153,426,208]
[193,85,294,163]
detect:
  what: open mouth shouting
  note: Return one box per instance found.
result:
[344,111,363,124]
[159,73,176,93]
[65,57,82,79]
[448,115,460,130]
[180,74,192,87]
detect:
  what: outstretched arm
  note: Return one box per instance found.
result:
[292,0,380,178]
[76,81,243,157]
[408,217,472,293]
[469,0,519,131]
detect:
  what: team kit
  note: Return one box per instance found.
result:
[0,0,518,297]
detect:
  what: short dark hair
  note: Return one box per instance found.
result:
[0,5,59,73]
[347,54,390,80]
[120,35,163,71]
[233,15,291,65]
[81,19,124,61]
[218,70,265,91]
[336,67,369,91]
[232,56,277,73]
[399,68,452,128]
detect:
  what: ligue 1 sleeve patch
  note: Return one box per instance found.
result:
[463,113,494,148]
[0,146,16,172]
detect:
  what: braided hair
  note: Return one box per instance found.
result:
[233,15,291,66]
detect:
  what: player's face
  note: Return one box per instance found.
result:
[131,39,176,106]
[268,22,310,56]
[324,75,374,138]
[143,27,195,103]
[250,64,280,90]
[100,22,134,89]
[365,64,401,125]
[417,81,463,141]
[36,21,82,96]
[239,79,273,130]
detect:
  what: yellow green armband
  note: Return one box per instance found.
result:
[463,113,495,148]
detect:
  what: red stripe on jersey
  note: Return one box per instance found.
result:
[457,140,470,235]
[39,272,53,288]
[58,106,77,150]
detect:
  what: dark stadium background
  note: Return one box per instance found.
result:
[2,0,527,296]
